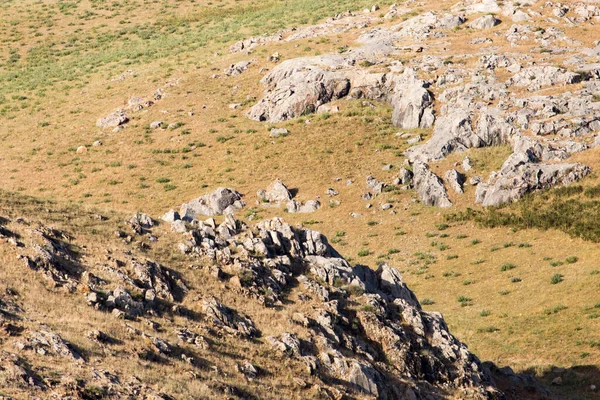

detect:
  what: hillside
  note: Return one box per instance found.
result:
[0,0,599,399]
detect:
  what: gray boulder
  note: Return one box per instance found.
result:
[476,155,590,206]
[224,61,251,76]
[445,169,466,194]
[286,199,321,213]
[468,15,501,29]
[397,167,414,185]
[258,179,293,203]
[390,69,435,129]
[413,161,452,207]
[96,109,128,129]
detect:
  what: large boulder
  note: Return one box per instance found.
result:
[475,149,590,206]
[412,161,453,207]
[390,70,435,129]
[468,15,501,29]
[257,179,292,203]
[248,61,350,122]
[180,187,245,219]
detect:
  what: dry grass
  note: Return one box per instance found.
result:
[0,0,599,398]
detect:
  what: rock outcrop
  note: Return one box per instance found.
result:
[169,214,504,398]
[180,187,245,219]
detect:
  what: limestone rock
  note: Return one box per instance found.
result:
[469,15,501,29]
[96,109,128,129]
[413,161,452,207]
[180,187,245,219]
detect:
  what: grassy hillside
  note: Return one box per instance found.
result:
[0,0,599,398]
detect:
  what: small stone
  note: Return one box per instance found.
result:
[552,377,562,385]
[469,176,482,186]
[381,203,393,210]
[150,121,163,129]
[76,146,87,153]
[269,128,289,138]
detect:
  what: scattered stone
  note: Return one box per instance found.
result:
[96,110,128,129]
[269,128,289,138]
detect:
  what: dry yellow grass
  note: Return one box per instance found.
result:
[0,0,599,398]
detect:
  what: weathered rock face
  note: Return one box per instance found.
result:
[202,296,258,338]
[475,157,590,207]
[248,64,350,122]
[180,187,245,219]
[445,169,466,194]
[390,69,435,129]
[412,161,453,208]
[248,58,435,129]
[241,5,599,208]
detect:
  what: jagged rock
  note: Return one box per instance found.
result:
[129,213,154,233]
[267,333,301,357]
[248,61,350,122]
[469,15,501,29]
[109,287,145,318]
[412,161,452,208]
[445,169,466,194]
[390,69,435,129]
[475,148,590,206]
[162,210,180,223]
[180,187,245,219]
[28,329,83,362]
[202,297,258,337]
[366,175,385,194]
[406,108,513,163]
[132,259,187,302]
[257,179,292,203]
[96,109,128,129]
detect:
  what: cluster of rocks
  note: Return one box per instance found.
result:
[165,211,514,398]
[95,78,181,131]
[257,179,322,213]
[243,2,600,207]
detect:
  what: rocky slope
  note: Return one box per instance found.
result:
[241,1,600,208]
[0,188,552,399]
